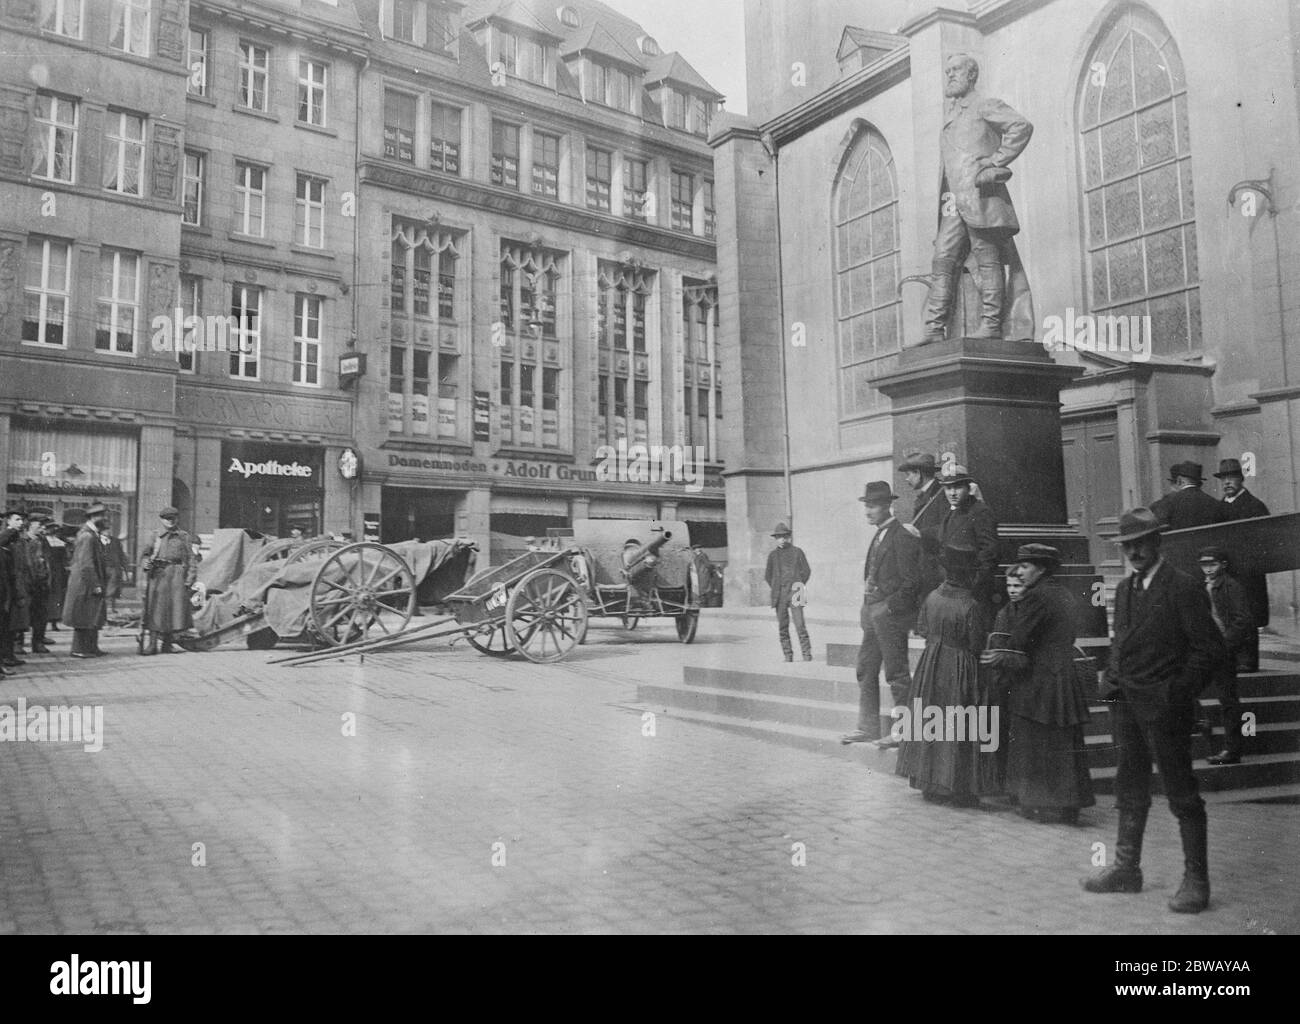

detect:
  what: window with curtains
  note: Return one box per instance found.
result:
[32,92,77,183]
[498,242,565,449]
[239,41,270,111]
[42,0,83,39]
[95,249,139,354]
[234,161,267,237]
[1079,6,1199,355]
[229,283,261,379]
[297,59,328,127]
[103,109,145,195]
[110,0,149,57]
[832,123,900,420]
[183,150,204,226]
[596,262,655,445]
[187,28,208,96]
[389,219,464,438]
[22,237,70,347]
[682,279,721,462]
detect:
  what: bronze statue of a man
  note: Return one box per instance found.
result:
[922,54,1033,344]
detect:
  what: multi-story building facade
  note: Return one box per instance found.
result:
[352,0,725,557]
[719,0,1300,630]
[0,0,190,554]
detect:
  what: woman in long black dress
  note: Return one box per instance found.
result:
[895,545,999,806]
[981,544,1095,824]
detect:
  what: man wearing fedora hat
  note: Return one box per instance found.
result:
[842,482,921,746]
[1150,463,1227,532]
[899,453,946,601]
[62,503,111,658]
[937,465,999,609]
[764,522,812,662]
[1215,458,1270,672]
[1083,508,1224,913]
[140,507,198,655]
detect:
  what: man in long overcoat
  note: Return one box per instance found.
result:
[63,503,110,658]
[1150,462,1226,531]
[140,506,197,654]
[0,509,27,669]
[1214,458,1270,671]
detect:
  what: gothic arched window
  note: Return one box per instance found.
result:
[833,125,900,419]
[1080,7,1199,355]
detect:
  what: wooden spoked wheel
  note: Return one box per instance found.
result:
[503,568,588,664]
[466,623,513,657]
[676,610,699,643]
[309,543,416,647]
[286,537,348,566]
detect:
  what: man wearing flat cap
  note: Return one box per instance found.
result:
[1197,546,1251,765]
[1150,462,1227,531]
[764,522,812,663]
[1215,458,1270,672]
[900,452,946,602]
[937,464,999,609]
[141,507,198,655]
[63,503,111,658]
[843,482,921,746]
[1083,508,1225,913]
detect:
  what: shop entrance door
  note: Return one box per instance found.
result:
[381,488,458,543]
[219,491,322,539]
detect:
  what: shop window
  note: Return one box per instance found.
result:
[32,92,77,184]
[239,41,270,111]
[95,249,139,354]
[384,90,417,163]
[439,354,459,439]
[183,150,205,226]
[389,344,406,432]
[430,102,461,174]
[229,283,261,379]
[411,348,431,435]
[22,237,70,347]
[110,0,149,57]
[293,294,322,387]
[491,120,520,189]
[297,59,328,127]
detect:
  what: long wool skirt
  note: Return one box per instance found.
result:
[1005,714,1096,810]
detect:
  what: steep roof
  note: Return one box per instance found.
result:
[643,52,724,99]
[559,21,645,69]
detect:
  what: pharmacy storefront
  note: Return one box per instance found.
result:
[220,441,325,537]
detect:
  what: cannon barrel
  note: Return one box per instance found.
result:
[624,531,672,571]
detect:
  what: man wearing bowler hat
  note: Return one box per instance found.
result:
[1150,462,1227,531]
[842,482,921,746]
[1215,458,1270,672]
[1083,508,1224,913]
[764,522,812,662]
[63,503,111,658]
[899,452,946,601]
[140,507,198,655]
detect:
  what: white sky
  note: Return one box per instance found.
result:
[601,0,749,114]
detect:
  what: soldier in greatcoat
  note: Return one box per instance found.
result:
[63,503,111,658]
[140,506,197,654]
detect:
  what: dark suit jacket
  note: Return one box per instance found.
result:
[940,497,999,602]
[911,480,947,594]
[864,521,921,617]
[764,544,810,608]
[1206,573,1253,655]
[62,525,109,629]
[1220,488,1271,625]
[1150,487,1228,531]
[1220,488,1269,522]
[1103,562,1226,719]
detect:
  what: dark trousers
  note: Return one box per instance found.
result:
[1111,697,1206,823]
[1237,628,1260,673]
[1206,665,1245,755]
[856,601,913,732]
[71,628,100,655]
[775,595,811,659]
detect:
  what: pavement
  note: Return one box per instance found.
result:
[0,614,1296,935]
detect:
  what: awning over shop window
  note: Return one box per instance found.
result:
[9,424,138,496]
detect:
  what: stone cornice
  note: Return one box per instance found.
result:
[359,160,719,262]
[896,6,978,37]
[192,0,372,61]
[762,48,911,150]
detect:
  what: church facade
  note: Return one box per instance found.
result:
[714,0,1299,632]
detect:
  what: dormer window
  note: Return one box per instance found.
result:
[637,35,660,57]
[386,0,457,54]
[665,88,712,136]
[584,60,636,113]
[493,27,556,87]
[556,5,580,28]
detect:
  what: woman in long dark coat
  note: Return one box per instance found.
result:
[982,544,1094,824]
[895,544,1000,806]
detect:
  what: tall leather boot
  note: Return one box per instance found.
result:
[971,262,1006,339]
[1082,806,1147,893]
[1168,816,1210,913]
[921,257,958,344]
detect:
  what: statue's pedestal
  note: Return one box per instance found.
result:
[874,337,1106,636]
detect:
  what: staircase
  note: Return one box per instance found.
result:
[638,641,1300,803]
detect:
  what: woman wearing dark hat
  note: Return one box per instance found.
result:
[140,507,198,655]
[895,544,998,806]
[982,544,1094,824]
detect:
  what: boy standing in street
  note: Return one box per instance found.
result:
[765,523,812,663]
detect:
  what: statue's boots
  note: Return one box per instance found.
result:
[1168,816,1210,913]
[921,257,958,344]
[1082,806,1146,893]
[971,261,1006,340]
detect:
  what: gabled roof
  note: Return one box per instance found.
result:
[643,52,724,99]
[836,26,906,64]
[466,0,560,40]
[559,21,645,69]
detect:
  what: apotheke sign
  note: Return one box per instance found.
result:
[227,457,316,480]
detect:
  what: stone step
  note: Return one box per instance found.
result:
[640,683,851,732]
[1083,722,1300,768]
[1090,752,1300,795]
[1082,694,1300,735]
[681,665,860,704]
[1202,782,1300,804]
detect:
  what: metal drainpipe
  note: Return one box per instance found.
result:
[767,135,794,529]
[349,53,369,536]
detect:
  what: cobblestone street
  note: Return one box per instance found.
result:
[0,615,1296,935]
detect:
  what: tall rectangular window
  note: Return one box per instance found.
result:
[491,121,520,189]
[230,284,260,379]
[412,245,431,316]
[383,90,416,163]
[293,294,322,386]
[22,238,70,347]
[104,110,144,195]
[391,0,417,43]
[667,90,688,130]
[495,30,517,74]
[596,263,654,445]
[234,162,266,237]
[691,96,712,136]
[389,346,407,432]
[41,0,82,38]
[532,132,559,198]
[177,274,200,373]
[295,174,326,248]
[586,61,607,104]
[671,170,694,231]
[516,37,553,85]
[585,147,611,211]
[703,179,716,238]
[239,42,270,112]
[187,28,208,96]
[623,158,648,218]
[95,249,139,354]
[182,150,204,226]
[297,59,327,126]
[32,93,77,183]
[607,68,631,111]
[110,0,149,57]
[500,242,564,449]
[429,103,461,174]
[438,250,456,320]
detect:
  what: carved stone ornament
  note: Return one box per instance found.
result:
[151,125,180,201]
[0,86,29,175]
[156,0,185,61]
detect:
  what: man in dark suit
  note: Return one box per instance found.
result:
[842,481,921,747]
[62,503,111,658]
[1150,462,1227,531]
[0,509,26,671]
[900,452,946,602]
[1083,508,1225,914]
[1215,458,1270,671]
[938,464,999,609]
